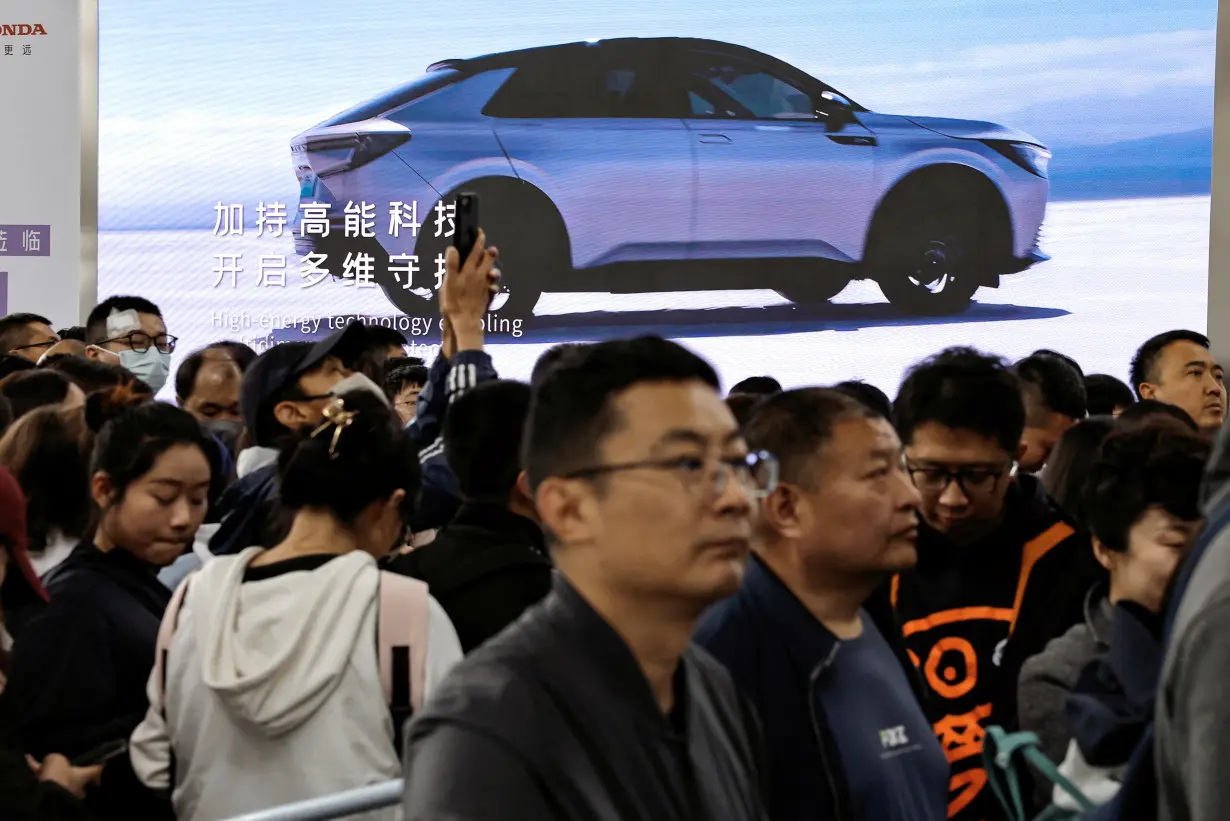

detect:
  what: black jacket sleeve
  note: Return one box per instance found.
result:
[404,724,556,821]
[0,694,93,821]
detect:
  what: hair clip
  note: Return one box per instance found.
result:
[310,397,359,458]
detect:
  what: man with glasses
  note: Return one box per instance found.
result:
[890,347,1097,821]
[0,312,60,363]
[83,296,177,393]
[696,388,948,821]
[404,336,773,821]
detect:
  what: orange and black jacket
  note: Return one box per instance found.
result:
[885,475,1101,821]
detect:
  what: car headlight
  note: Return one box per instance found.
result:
[985,141,1051,179]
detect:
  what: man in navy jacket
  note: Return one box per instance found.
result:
[696,388,947,821]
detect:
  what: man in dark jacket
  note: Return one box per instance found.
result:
[387,379,551,652]
[696,388,948,821]
[889,347,1099,821]
[403,336,773,821]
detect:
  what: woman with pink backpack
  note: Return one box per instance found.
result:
[130,389,462,821]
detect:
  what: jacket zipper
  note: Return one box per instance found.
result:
[808,643,846,821]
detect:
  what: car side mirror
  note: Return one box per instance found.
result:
[817,91,855,131]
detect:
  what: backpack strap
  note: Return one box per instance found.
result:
[153,574,194,714]
[377,571,431,720]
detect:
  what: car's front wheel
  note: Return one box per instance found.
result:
[871,203,981,316]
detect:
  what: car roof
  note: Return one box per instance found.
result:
[426,37,771,73]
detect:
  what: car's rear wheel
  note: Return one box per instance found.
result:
[389,179,566,327]
[871,200,982,316]
[774,268,851,305]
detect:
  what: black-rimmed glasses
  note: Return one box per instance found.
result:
[102,331,178,354]
[564,450,779,498]
[906,461,1017,494]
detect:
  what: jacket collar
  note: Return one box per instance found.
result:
[916,474,1066,564]
[450,502,546,555]
[544,575,684,735]
[741,553,840,670]
[236,446,279,478]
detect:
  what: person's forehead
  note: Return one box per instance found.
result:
[816,416,899,469]
[145,443,210,474]
[138,312,166,335]
[27,322,56,338]
[906,421,1009,462]
[1160,340,1215,369]
[604,381,734,448]
[193,359,242,395]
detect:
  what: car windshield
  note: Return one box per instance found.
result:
[315,69,462,128]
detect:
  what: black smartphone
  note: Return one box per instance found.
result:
[72,739,129,767]
[452,192,480,264]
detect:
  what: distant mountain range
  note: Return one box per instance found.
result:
[1047,126,1213,201]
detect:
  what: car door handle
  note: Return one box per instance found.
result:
[698,133,732,144]
[827,134,877,147]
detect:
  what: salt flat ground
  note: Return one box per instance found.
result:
[100,195,1209,394]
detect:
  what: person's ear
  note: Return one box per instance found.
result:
[273,400,312,431]
[760,484,808,541]
[1138,382,1158,401]
[1091,536,1117,573]
[90,472,116,510]
[535,477,595,547]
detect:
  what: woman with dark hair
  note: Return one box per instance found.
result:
[0,406,93,577]
[1042,415,1116,526]
[0,465,102,819]
[130,389,461,821]
[0,370,84,421]
[4,390,212,820]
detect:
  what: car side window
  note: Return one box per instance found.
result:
[484,55,687,119]
[688,54,817,120]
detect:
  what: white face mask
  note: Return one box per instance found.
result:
[120,347,172,393]
[328,372,390,406]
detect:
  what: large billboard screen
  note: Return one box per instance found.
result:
[99,0,1216,391]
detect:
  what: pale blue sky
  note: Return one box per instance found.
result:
[99,0,1217,227]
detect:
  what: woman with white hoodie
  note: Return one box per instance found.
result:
[130,388,463,821]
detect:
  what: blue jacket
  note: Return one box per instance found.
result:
[694,554,926,821]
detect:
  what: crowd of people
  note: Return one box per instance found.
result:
[0,229,1226,821]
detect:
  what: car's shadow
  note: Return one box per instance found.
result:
[263,300,1068,347]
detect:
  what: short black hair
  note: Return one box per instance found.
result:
[1032,349,1084,378]
[1115,399,1199,432]
[1129,330,1211,398]
[1085,374,1136,416]
[1042,416,1116,526]
[833,380,893,422]
[278,389,420,526]
[56,326,86,342]
[531,343,587,389]
[1015,352,1087,421]
[445,380,531,504]
[0,370,73,420]
[524,336,719,490]
[0,312,52,354]
[43,355,146,395]
[726,393,763,429]
[1083,424,1209,551]
[0,355,34,380]
[174,343,249,401]
[85,296,163,345]
[895,347,1025,454]
[384,362,429,400]
[730,376,782,396]
[744,388,876,488]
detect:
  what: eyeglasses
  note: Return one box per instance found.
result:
[102,331,177,354]
[564,450,779,499]
[906,461,1017,494]
[11,339,58,353]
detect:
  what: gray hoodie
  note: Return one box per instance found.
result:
[130,548,462,821]
[1017,586,1112,804]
